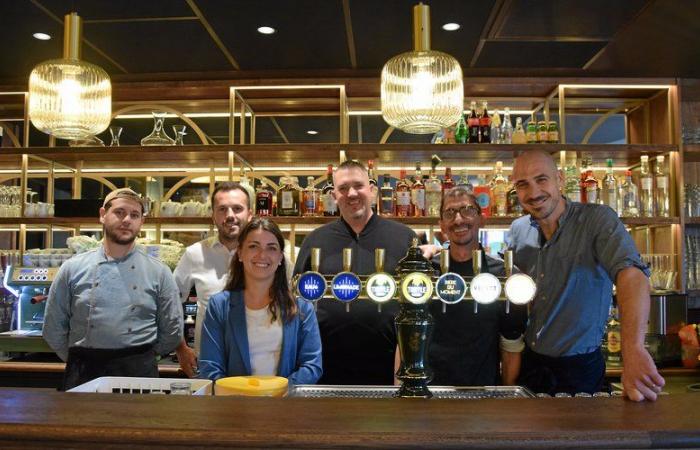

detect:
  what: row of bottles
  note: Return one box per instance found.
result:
[255,165,339,218]
[564,155,670,217]
[442,103,559,145]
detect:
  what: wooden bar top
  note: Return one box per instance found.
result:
[0,389,698,449]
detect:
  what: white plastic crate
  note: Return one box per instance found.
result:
[68,376,212,395]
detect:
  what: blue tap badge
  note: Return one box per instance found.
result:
[436,272,467,304]
[296,271,327,302]
[331,272,362,302]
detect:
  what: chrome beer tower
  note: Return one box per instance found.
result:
[293,239,537,398]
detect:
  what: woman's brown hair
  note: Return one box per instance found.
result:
[224,217,297,323]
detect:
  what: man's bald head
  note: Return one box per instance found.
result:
[512,150,565,222]
[513,150,558,179]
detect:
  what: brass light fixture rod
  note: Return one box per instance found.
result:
[63,12,82,60]
[412,3,431,52]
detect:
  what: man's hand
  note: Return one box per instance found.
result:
[419,244,442,260]
[621,344,665,402]
[175,341,198,378]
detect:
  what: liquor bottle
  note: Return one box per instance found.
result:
[302,176,320,217]
[512,117,527,144]
[395,169,412,217]
[526,116,537,144]
[501,107,514,144]
[583,170,599,204]
[507,176,522,216]
[425,168,442,218]
[479,101,491,143]
[240,167,256,213]
[468,101,480,143]
[473,177,492,217]
[380,174,395,216]
[655,155,670,217]
[620,170,640,217]
[547,121,559,143]
[442,167,455,192]
[277,176,300,216]
[639,155,654,217]
[368,159,378,214]
[455,113,468,144]
[601,158,618,214]
[456,168,473,193]
[491,161,508,216]
[255,181,274,217]
[564,165,581,203]
[411,162,425,217]
[490,109,502,144]
[605,306,622,367]
[321,164,338,217]
[579,156,590,203]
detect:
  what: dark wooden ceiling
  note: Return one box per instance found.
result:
[1,0,697,146]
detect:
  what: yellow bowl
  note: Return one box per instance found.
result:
[214,375,288,397]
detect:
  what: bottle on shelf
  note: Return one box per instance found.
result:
[639,155,654,217]
[411,162,425,217]
[442,167,455,192]
[277,176,301,217]
[490,109,502,144]
[368,159,378,214]
[380,174,395,216]
[564,165,581,203]
[526,116,537,144]
[491,161,508,217]
[620,170,640,217]
[605,305,622,368]
[456,168,473,193]
[321,164,338,217]
[473,176,492,217]
[512,117,527,144]
[425,167,443,218]
[302,176,320,217]
[455,113,468,144]
[507,176,522,216]
[536,120,548,143]
[583,170,599,204]
[601,158,618,214]
[655,155,670,217]
[479,101,491,143]
[579,155,591,203]
[501,107,514,144]
[255,181,274,217]
[395,169,412,217]
[468,101,480,144]
[547,120,559,143]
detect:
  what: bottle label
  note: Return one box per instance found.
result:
[304,194,317,212]
[412,190,425,210]
[657,177,668,189]
[607,331,621,353]
[641,178,653,190]
[281,191,293,209]
[323,193,337,214]
[586,188,598,204]
[526,131,537,142]
[396,191,411,206]
[548,131,559,143]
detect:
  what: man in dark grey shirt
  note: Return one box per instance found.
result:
[509,150,664,401]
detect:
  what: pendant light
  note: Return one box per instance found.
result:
[28,12,111,141]
[381,3,463,134]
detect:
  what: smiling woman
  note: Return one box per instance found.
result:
[198,218,322,385]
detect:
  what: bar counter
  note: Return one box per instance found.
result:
[0,389,699,449]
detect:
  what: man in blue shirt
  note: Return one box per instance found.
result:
[509,150,664,401]
[44,188,183,390]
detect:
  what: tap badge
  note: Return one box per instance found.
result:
[296,271,327,302]
[436,272,467,304]
[400,272,433,305]
[470,272,502,304]
[365,272,396,303]
[331,272,362,302]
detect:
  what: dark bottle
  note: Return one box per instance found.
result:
[368,159,378,214]
[255,181,274,217]
[468,100,480,144]
[380,174,395,216]
[322,164,338,216]
[479,101,491,143]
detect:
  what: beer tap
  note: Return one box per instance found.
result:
[365,248,396,313]
[435,248,467,314]
[294,248,327,303]
[331,248,361,312]
[472,249,481,314]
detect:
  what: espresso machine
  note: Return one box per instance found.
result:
[293,239,537,398]
[2,265,59,336]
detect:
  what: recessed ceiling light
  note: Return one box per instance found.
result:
[442,23,460,31]
[257,26,276,35]
[33,32,51,40]
[306,130,318,135]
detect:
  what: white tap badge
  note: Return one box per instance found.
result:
[469,272,501,304]
[504,273,537,305]
[366,272,396,303]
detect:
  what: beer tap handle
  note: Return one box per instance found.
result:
[473,301,478,314]
[504,250,513,278]
[440,248,449,274]
[442,303,446,314]
[472,249,481,274]
[375,248,385,273]
[311,248,321,272]
[343,248,352,272]
[346,303,350,313]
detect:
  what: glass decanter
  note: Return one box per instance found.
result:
[141,111,175,146]
[68,135,105,147]
[172,125,187,145]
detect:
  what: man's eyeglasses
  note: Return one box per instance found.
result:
[442,205,481,221]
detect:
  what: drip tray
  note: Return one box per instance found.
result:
[290,385,534,399]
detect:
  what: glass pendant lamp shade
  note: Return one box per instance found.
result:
[381,4,463,134]
[28,13,111,141]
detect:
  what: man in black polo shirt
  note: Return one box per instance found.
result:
[294,160,416,385]
[428,186,527,386]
